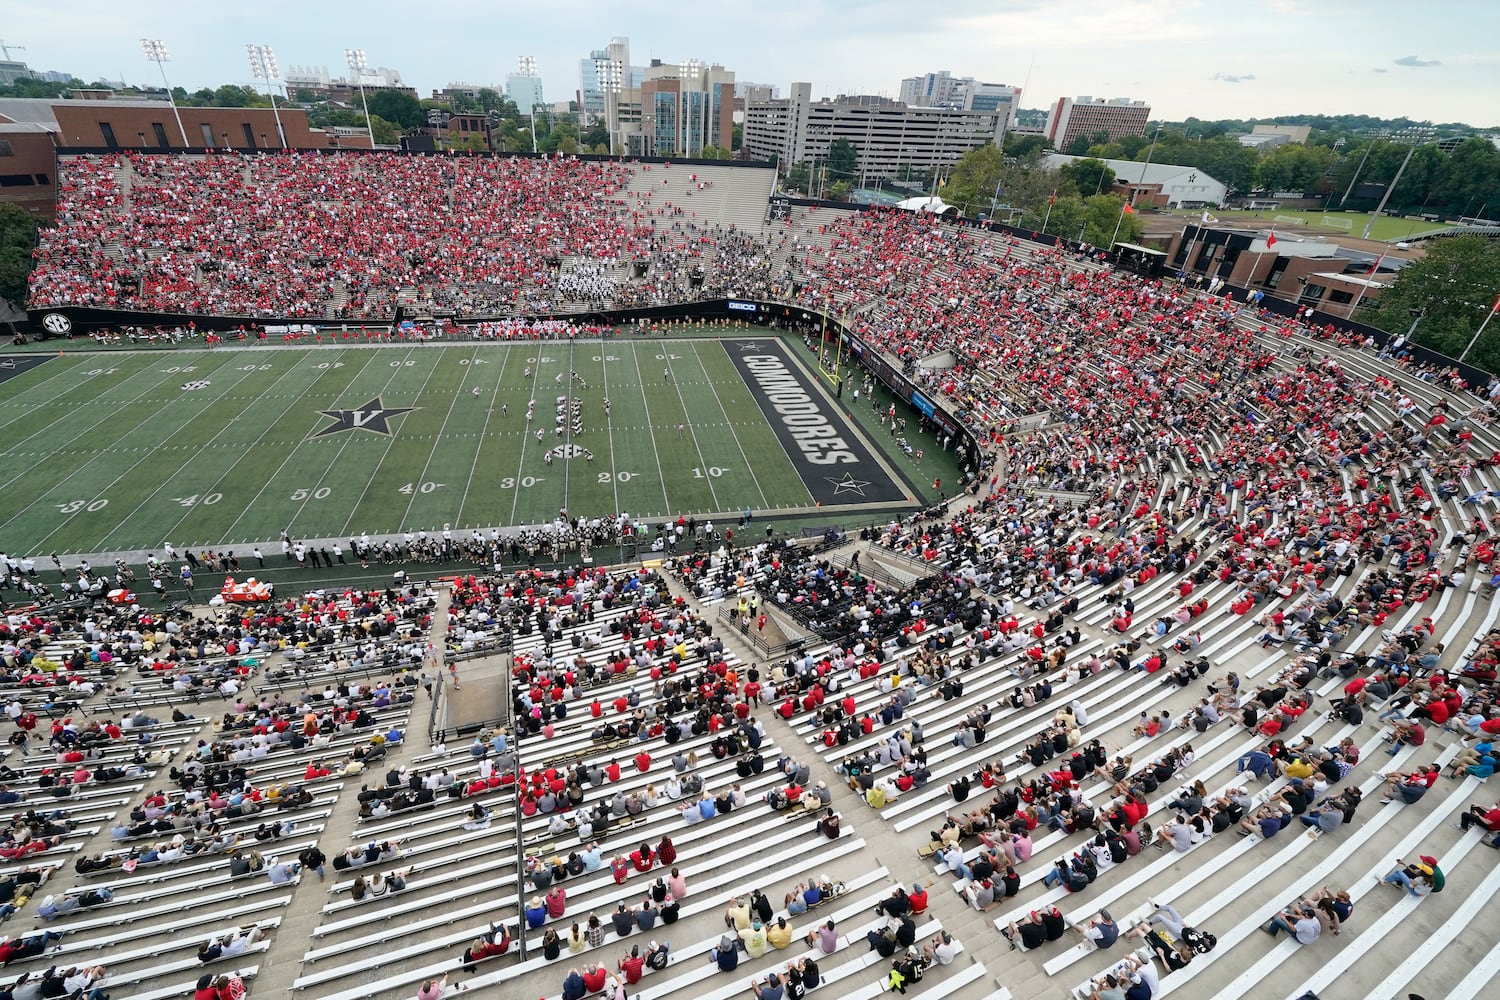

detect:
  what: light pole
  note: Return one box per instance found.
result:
[246,44,286,148]
[1460,293,1500,364]
[682,58,702,156]
[595,57,622,157]
[1363,141,1418,239]
[1133,124,1163,207]
[344,48,375,146]
[140,38,188,148]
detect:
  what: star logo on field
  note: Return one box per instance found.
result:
[735,341,762,351]
[312,397,417,438]
[826,472,872,496]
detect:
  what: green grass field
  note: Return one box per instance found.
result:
[1162,207,1455,242]
[0,336,937,558]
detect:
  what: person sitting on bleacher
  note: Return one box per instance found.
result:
[461,923,513,972]
[708,932,740,972]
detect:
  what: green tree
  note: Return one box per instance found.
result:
[293,88,316,103]
[1004,134,1048,161]
[368,115,399,146]
[368,90,423,129]
[1063,135,1092,156]
[1021,192,1087,240]
[731,123,743,151]
[582,123,610,149]
[784,162,811,195]
[212,84,257,107]
[946,145,1006,213]
[476,88,502,113]
[1359,236,1500,370]
[825,139,858,182]
[1255,143,1336,192]
[1059,157,1116,198]
[1434,139,1500,217]
[0,204,42,307]
[699,146,731,160]
[1079,194,1143,247]
[828,180,852,202]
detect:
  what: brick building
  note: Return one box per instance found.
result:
[0,97,372,218]
[1045,96,1150,150]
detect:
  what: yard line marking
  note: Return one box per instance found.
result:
[292,348,436,539]
[0,355,104,429]
[208,349,388,543]
[506,346,545,526]
[0,354,226,496]
[455,347,511,530]
[561,341,575,514]
[628,343,673,515]
[697,341,769,509]
[599,341,620,513]
[86,361,294,553]
[0,352,248,543]
[393,347,477,531]
[660,344,720,510]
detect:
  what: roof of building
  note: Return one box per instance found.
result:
[1043,153,1226,191]
[896,195,958,215]
[1310,272,1389,289]
[0,96,178,128]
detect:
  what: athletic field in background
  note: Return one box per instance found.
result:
[0,335,945,558]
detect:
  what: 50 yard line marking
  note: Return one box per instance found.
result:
[695,342,770,509]
[209,349,387,544]
[561,341,575,514]
[290,348,438,540]
[455,347,512,530]
[628,343,673,516]
[391,346,478,532]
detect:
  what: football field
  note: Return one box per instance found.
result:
[0,336,920,557]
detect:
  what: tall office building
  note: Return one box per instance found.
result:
[506,57,544,114]
[1045,96,1150,150]
[637,59,735,157]
[744,83,1008,182]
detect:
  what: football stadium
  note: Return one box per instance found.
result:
[0,146,1497,1000]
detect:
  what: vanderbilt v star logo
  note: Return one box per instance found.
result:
[312,397,417,438]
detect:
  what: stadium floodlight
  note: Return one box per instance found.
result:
[594,56,623,156]
[682,58,702,82]
[140,38,189,147]
[518,55,537,76]
[344,47,375,145]
[246,44,287,148]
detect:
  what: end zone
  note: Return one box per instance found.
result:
[723,338,909,507]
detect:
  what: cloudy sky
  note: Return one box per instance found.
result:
[9,0,1495,126]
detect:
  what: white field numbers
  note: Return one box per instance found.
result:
[693,467,727,478]
[500,477,539,489]
[399,482,446,494]
[56,499,109,514]
[290,488,331,501]
[596,471,637,483]
[169,493,223,508]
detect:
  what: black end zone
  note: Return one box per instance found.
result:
[723,338,907,506]
[0,355,57,386]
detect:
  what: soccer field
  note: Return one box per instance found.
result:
[0,336,922,558]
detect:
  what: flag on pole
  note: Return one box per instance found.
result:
[1201,210,1219,224]
[1266,232,1278,247]
[1049,191,1057,206]
[1122,203,1135,214]
[1366,251,1386,276]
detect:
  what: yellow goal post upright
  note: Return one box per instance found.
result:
[818,303,848,387]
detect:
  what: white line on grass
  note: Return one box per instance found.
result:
[561,341,574,514]
[0,353,249,543]
[627,342,673,516]
[86,361,297,553]
[0,356,108,432]
[292,348,439,539]
[599,341,620,513]
[209,349,391,544]
[694,341,770,509]
[455,347,512,530]
[660,344,720,510]
[506,347,546,526]
[386,347,476,533]
[0,354,227,497]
